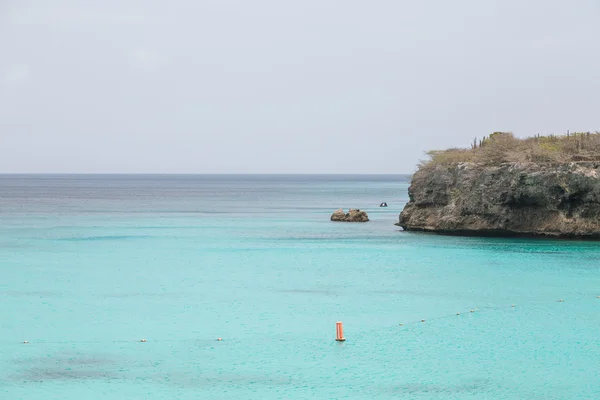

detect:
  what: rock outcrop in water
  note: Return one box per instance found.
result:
[331,208,369,222]
[398,162,600,238]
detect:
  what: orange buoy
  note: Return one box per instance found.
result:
[335,322,345,342]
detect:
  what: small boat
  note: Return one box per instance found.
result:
[380,202,388,207]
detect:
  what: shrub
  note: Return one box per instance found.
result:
[421,131,600,168]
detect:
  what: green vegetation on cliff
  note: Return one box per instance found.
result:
[423,132,600,168]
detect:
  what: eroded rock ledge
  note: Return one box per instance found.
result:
[331,208,369,222]
[398,162,600,238]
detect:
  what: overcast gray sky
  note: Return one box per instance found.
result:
[1,0,599,173]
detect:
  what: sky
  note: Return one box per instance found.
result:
[1,0,599,174]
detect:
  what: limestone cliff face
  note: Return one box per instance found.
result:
[398,162,600,238]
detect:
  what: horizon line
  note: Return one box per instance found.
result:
[0,172,412,176]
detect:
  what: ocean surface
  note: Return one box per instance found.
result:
[1,174,599,399]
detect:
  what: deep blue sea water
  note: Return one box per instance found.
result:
[1,174,599,399]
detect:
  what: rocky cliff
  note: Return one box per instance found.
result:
[398,162,600,238]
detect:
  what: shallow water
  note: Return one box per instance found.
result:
[1,175,599,399]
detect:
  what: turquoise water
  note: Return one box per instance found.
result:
[1,175,599,399]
